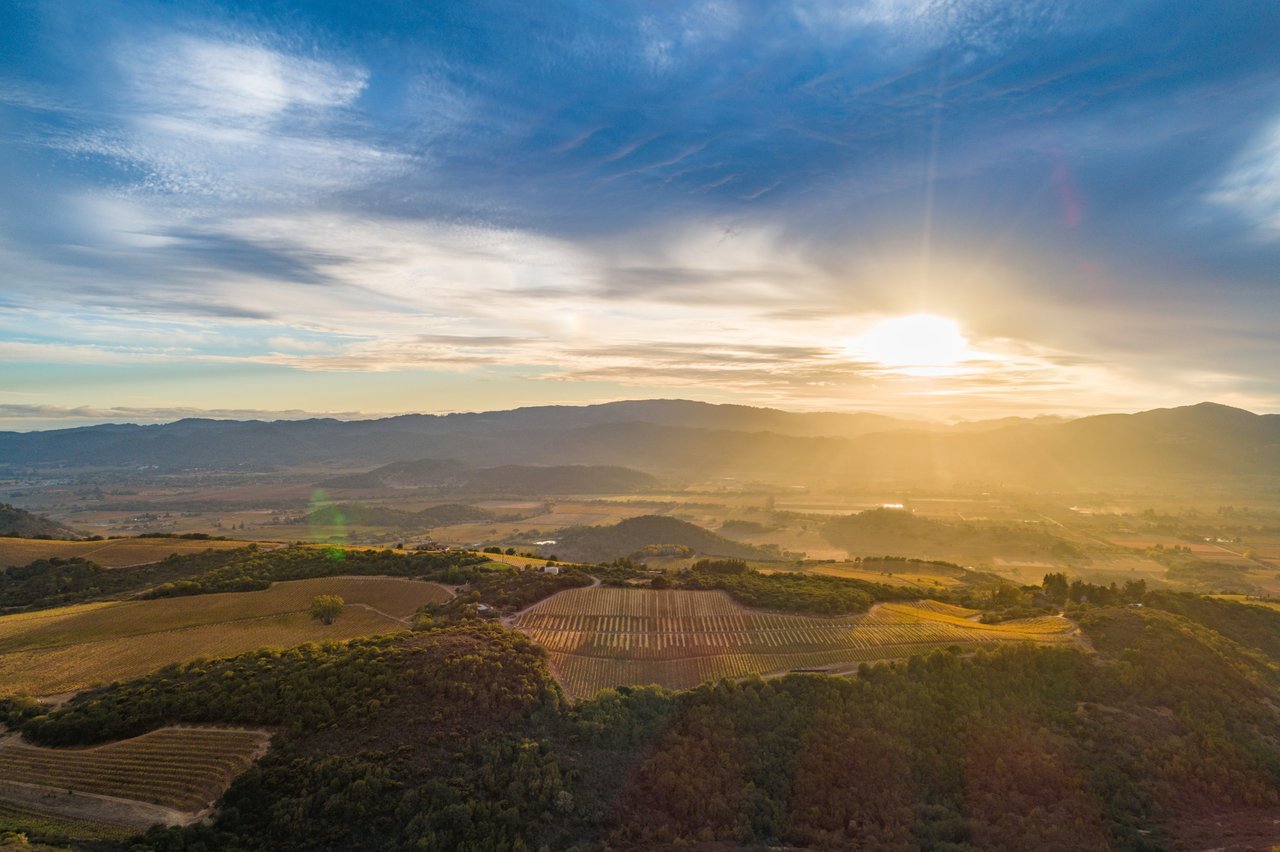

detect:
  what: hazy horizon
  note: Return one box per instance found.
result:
[0,395,1272,434]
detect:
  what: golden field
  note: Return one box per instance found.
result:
[0,576,451,696]
[0,537,259,569]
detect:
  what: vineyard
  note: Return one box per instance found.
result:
[513,588,1076,699]
[0,576,451,696]
[0,726,269,827]
[0,800,138,842]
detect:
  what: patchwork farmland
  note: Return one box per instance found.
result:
[0,726,269,829]
[513,587,1076,699]
[0,576,451,696]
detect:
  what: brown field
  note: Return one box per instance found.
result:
[0,576,450,696]
[803,563,966,589]
[1209,594,1280,613]
[990,553,1174,588]
[0,537,260,569]
[513,587,1076,700]
[1104,535,1256,563]
[0,727,269,827]
[487,554,556,568]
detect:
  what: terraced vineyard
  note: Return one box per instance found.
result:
[0,576,451,695]
[513,588,1077,699]
[0,727,268,826]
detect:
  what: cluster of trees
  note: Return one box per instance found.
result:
[1042,573,1148,607]
[143,546,485,598]
[467,566,592,610]
[956,573,1146,623]
[19,636,407,746]
[0,547,259,611]
[416,566,594,626]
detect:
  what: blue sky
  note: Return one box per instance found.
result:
[2,0,1279,428]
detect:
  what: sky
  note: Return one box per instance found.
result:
[2,0,1279,430]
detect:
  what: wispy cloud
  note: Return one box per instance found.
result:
[1211,114,1280,238]
[51,34,407,203]
[1,1,1279,424]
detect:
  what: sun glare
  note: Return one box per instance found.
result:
[844,314,976,375]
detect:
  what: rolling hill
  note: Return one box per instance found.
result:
[545,515,782,563]
[0,504,81,539]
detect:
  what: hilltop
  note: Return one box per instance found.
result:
[545,515,785,563]
[0,503,80,539]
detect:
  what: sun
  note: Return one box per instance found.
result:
[844,314,976,374]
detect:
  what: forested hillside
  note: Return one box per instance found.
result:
[0,503,80,538]
[8,591,1280,849]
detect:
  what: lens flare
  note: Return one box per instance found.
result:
[306,488,349,556]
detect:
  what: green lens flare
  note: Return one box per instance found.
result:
[307,489,348,557]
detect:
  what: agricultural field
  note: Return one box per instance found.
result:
[801,561,968,590]
[512,587,1076,699]
[0,576,450,696]
[0,799,138,843]
[0,536,259,569]
[1209,594,1280,613]
[0,726,269,829]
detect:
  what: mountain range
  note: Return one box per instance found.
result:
[1,400,1276,492]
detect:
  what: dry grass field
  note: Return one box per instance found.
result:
[1104,534,1257,564]
[513,587,1076,699]
[0,537,258,569]
[0,727,269,822]
[0,576,451,696]
[1209,594,1280,612]
[802,562,967,589]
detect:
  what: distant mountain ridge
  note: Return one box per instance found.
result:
[1,400,1276,492]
